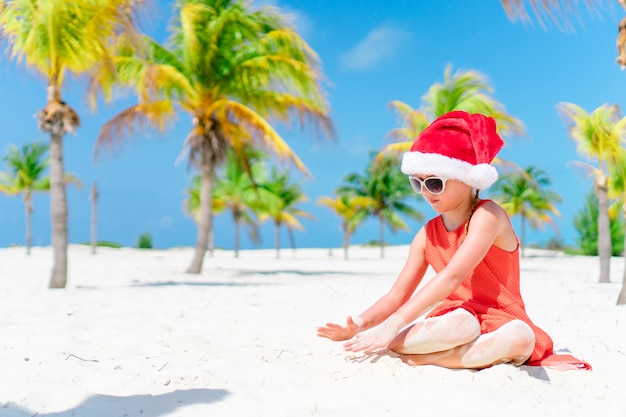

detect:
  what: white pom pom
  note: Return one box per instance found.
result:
[470,164,498,189]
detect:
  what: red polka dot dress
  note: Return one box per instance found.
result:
[424,200,590,369]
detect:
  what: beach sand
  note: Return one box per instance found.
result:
[1,244,625,417]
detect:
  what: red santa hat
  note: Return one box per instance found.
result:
[400,110,504,189]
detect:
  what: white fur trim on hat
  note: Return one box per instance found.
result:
[401,151,498,190]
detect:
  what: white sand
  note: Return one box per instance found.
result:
[1,244,625,417]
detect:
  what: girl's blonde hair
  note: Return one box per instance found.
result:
[465,189,480,236]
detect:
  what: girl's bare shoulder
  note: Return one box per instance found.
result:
[476,199,508,220]
[475,200,517,249]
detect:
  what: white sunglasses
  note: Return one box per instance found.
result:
[408,176,449,195]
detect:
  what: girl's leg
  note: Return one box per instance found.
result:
[388,308,481,354]
[397,319,536,369]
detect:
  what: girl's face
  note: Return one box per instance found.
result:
[413,175,473,213]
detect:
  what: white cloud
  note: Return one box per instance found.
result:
[158,216,173,229]
[340,25,411,72]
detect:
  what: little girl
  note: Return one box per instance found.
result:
[317,111,590,370]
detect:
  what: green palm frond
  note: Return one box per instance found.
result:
[1,143,50,193]
[257,167,310,222]
[96,101,177,156]
[0,0,146,91]
[339,152,424,225]
[380,65,524,162]
[218,100,310,176]
[492,165,562,230]
[608,149,626,201]
[558,102,626,177]
[97,0,332,171]
[423,65,524,136]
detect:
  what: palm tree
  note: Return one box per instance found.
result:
[185,148,268,257]
[96,0,333,273]
[257,168,313,259]
[0,0,146,288]
[339,152,424,259]
[491,165,563,257]
[608,149,626,304]
[573,189,624,255]
[558,103,626,283]
[211,149,266,257]
[317,193,371,259]
[0,143,50,254]
[381,65,524,159]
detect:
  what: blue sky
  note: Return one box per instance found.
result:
[0,0,624,250]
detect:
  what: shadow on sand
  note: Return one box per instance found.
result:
[520,365,551,381]
[128,267,366,287]
[130,280,278,287]
[349,349,553,382]
[2,388,229,417]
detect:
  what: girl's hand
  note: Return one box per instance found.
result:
[317,315,363,341]
[343,315,405,354]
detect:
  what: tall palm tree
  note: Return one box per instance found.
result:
[96,0,333,273]
[0,0,146,288]
[381,65,524,159]
[558,102,626,283]
[0,143,50,254]
[317,193,371,260]
[257,167,313,259]
[491,165,563,257]
[339,152,424,259]
[608,149,626,304]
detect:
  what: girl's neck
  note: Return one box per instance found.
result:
[441,194,480,232]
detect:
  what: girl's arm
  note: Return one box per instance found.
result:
[316,227,429,341]
[355,228,430,329]
[344,202,511,353]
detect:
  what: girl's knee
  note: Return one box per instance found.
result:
[435,309,480,343]
[388,310,480,354]
[504,320,535,345]
[402,309,481,351]
[461,320,536,368]
[501,320,536,363]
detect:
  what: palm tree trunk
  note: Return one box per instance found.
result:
[617,205,626,305]
[379,213,385,259]
[617,236,626,304]
[48,132,68,288]
[343,225,350,260]
[288,227,296,257]
[234,214,240,258]
[208,214,214,258]
[275,222,281,259]
[90,182,98,255]
[25,195,32,256]
[187,163,214,274]
[520,216,526,258]
[597,180,611,283]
